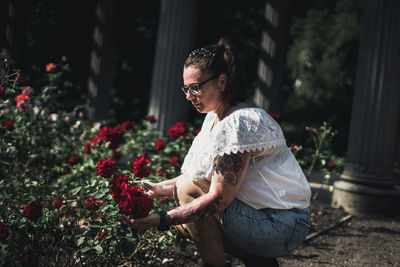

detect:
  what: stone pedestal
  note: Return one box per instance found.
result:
[332,0,400,216]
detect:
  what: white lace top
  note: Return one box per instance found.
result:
[181,107,311,210]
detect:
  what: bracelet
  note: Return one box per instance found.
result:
[157,211,170,231]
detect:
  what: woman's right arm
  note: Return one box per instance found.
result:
[140,174,183,198]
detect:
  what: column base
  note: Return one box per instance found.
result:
[332,180,400,216]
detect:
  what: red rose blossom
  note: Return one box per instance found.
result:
[154,139,166,151]
[99,126,123,149]
[0,86,5,98]
[21,251,38,267]
[161,198,169,204]
[97,158,117,178]
[267,112,282,125]
[53,198,64,210]
[167,122,187,139]
[110,173,130,203]
[146,115,157,123]
[194,128,201,136]
[327,162,337,170]
[130,155,151,178]
[24,201,43,222]
[84,141,91,154]
[15,93,30,111]
[118,186,153,219]
[169,157,179,166]
[4,120,15,131]
[121,121,134,132]
[86,196,101,210]
[98,227,108,239]
[67,156,82,166]
[91,136,103,146]
[0,221,8,240]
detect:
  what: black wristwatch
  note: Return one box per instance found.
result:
[157,211,170,231]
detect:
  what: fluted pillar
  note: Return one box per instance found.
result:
[87,0,116,121]
[332,0,400,215]
[147,0,198,134]
[254,0,289,114]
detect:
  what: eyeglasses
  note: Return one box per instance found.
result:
[181,74,218,96]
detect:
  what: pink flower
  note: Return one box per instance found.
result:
[22,86,34,96]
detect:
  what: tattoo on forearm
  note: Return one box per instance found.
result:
[213,153,245,185]
[168,193,222,225]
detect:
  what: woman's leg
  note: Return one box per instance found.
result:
[173,176,228,266]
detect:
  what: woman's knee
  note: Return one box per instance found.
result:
[174,176,207,205]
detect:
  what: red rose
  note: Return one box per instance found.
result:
[53,198,64,210]
[0,221,8,240]
[99,126,123,149]
[167,122,187,139]
[15,93,30,111]
[24,201,43,222]
[0,86,4,98]
[98,227,108,239]
[86,196,101,210]
[161,197,169,203]
[112,151,122,160]
[110,173,130,203]
[91,136,103,146]
[154,139,166,151]
[121,121,134,132]
[130,155,151,178]
[84,141,91,154]
[4,120,15,131]
[21,251,38,267]
[97,158,117,178]
[267,112,282,125]
[194,128,201,136]
[146,115,156,123]
[118,186,153,219]
[327,162,336,170]
[67,156,82,166]
[169,157,179,166]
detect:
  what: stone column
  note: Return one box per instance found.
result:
[87,0,116,121]
[147,0,198,134]
[332,0,400,215]
[254,0,289,114]
[1,0,32,68]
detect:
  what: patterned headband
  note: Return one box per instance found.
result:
[189,48,216,59]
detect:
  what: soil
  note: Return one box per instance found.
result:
[127,199,400,266]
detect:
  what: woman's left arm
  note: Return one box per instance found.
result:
[122,152,251,230]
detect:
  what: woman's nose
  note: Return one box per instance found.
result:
[186,92,195,101]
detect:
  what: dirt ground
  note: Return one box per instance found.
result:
[129,198,400,266]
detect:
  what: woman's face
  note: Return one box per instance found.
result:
[183,66,225,114]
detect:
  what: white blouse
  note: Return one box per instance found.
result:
[181,107,311,210]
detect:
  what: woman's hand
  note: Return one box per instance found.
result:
[121,214,159,231]
[137,180,164,199]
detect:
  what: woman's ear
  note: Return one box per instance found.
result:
[218,74,228,91]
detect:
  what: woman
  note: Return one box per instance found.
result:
[122,38,311,267]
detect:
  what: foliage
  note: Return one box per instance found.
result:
[285,0,361,154]
[0,58,196,266]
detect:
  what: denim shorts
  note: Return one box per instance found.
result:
[221,198,310,258]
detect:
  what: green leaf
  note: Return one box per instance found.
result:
[77,236,85,247]
[94,245,103,255]
[70,186,82,195]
